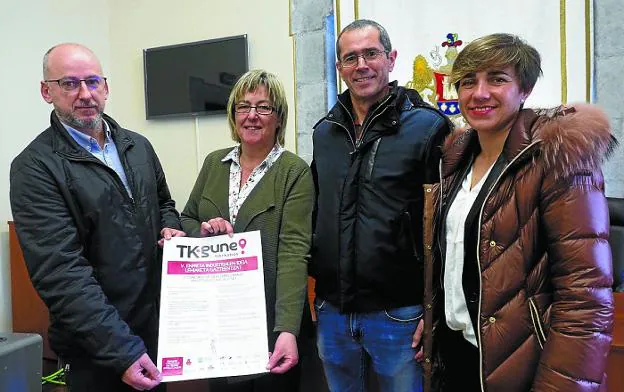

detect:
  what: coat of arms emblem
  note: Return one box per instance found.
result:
[406,33,466,127]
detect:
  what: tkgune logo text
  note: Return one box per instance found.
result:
[176,238,247,258]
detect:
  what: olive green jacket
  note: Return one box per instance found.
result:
[180,147,314,348]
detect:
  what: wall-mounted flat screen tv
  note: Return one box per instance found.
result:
[143,35,248,119]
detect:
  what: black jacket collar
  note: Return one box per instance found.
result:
[323,81,426,139]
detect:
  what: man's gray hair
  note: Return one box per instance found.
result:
[42,45,58,79]
[336,19,392,60]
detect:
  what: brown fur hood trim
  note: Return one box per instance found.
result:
[442,103,618,179]
[534,103,617,178]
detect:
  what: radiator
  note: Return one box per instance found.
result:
[0,333,42,392]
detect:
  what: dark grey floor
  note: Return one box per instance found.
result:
[299,329,329,392]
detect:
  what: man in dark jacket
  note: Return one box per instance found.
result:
[310,20,451,391]
[10,43,184,391]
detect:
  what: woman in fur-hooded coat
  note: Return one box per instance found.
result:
[420,33,616,392]
[423,104,616,392]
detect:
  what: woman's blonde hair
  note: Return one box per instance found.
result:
[227,69,288,145]
[450,33,542,93]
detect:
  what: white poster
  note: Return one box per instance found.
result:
[157,231,269,382]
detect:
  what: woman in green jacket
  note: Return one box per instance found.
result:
[181,69,314,392]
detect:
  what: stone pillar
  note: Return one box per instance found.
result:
[290,0,334,163]
[595,0,624,196]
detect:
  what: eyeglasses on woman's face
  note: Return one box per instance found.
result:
[234,103,275,116]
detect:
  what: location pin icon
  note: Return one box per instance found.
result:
[239,238,247,254]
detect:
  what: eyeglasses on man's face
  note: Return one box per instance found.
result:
[234,103,275,116]
[340,49,388,68]
[45,76,107,92]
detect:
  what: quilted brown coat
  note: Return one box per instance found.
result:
[422,104,616,392]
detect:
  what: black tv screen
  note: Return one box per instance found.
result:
[143,35,248,119]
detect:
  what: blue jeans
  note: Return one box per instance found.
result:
[315,300,423,392]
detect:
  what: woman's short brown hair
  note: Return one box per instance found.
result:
[450,33,542,93]
[227,69,288,145]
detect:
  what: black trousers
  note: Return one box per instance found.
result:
[437,324,481,392]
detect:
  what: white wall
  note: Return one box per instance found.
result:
[339,0,592,108]
[0,0,111,332]
[107,0,296,207]
[0,0,294,331]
